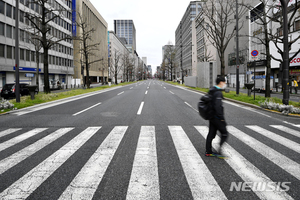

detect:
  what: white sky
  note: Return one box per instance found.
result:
[89,0,193,74]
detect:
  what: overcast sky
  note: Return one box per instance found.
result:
[89,0,193,73]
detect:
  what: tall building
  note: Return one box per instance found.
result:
[0,0,74,91]
[114,20,136,53]
[175,1,203,79]
[73,0,108,84]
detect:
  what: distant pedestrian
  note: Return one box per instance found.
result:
[293,79,298,94]
[205,76,228,158]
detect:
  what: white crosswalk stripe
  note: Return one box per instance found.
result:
[0,128,22,138]
[246,125,300,153]
[195,126,294,200]
[0,124,299,199]
[0,128,48,152]
[169,126,227,200]
[59,126,127,200]
[0,127,101,200]
[228,126,300,180]
[270,125,300,138]
[126,126,159,200]
[0,128,74,175]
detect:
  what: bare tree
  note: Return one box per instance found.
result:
[163,43,177,81]
[110,50,123,84]
[242,0,300,97]
[74,12,103,88]
[199,0,246,76]
[24,0,72,93]
[122,51,134,82]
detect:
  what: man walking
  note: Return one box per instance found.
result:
[205,76,228,158]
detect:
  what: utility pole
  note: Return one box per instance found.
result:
[280,0,289,105]
[15,0,20,102]
[236,0,239,95]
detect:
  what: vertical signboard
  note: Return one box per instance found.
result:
[72,0,77,36]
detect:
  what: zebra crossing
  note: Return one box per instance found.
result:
[0,124,299,199]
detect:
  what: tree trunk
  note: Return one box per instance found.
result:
[220,53,225,76]
[35,51,39,92]
[43,47,50,93]
[265,20,271,97]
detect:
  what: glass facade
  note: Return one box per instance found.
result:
[114,20,136,53]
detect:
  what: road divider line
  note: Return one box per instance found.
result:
[118,91,125,96]
[185,102,198,113]
[169,91,174,95]
[137,102,144,115]
[73,102,102,116]
[145,91,148,94]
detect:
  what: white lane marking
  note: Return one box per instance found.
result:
[224,101,271,118]
[145,91,148,94]
[0,128,74,175]
[59,126,128,200]
[14,87,120,116]
[0,127,101,200]
[185,102,198,113]
[283,121,300,128]
[164,87,166,89]
[73,102,102,116]
[147,87,149,89]
[169,91,174,95]
[130,87,133,89]
[118,91,125,95]
[170,84,272,118]
[137,102,144,115]
[228,126,300,180]
[270,125,300,138]
[168,126,226,199]
[0,128,47,152]
[126,126,159,200]
[195,126,293,200]
[246,125,300,153]
[0,128,22,138]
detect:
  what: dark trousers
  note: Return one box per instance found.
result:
[206,118,228,153]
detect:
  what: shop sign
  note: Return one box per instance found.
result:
[290,56,300,66]
[289,69,300,75]
[25,73,34,77]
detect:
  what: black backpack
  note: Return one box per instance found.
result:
[198,92,214,120]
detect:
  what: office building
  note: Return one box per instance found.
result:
[0,0,74,90]
[114,20,136,53]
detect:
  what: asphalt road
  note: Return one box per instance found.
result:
[0,80,299,199]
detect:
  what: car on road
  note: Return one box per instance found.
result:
[0,83,30,99]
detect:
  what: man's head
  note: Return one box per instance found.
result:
[216,76,226,89]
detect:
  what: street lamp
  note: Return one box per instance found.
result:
[236,0,240,95]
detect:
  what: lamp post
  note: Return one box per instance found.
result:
[236,0,240,95]
[280,0,289,105]
[15,0,20,102]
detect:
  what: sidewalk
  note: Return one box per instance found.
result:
[227,87,300,97]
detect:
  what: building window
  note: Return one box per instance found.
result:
[7,46,12,59]
[31,51,35,62]
[6,25,12,38]
[6,4,12,18]
[20,49,24,60]
[26,50,30,61]
[0,44,4,57]
[277,27,283,36]
[20,11,24,23]
[0,22,4,36]
[0,1,4,15]
[294,20,300,32]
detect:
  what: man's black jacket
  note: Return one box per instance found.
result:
[209,86,225,120]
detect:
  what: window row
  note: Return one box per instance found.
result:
[0,44,73,67]
[0,0,72,32]
[0,23,73,56]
